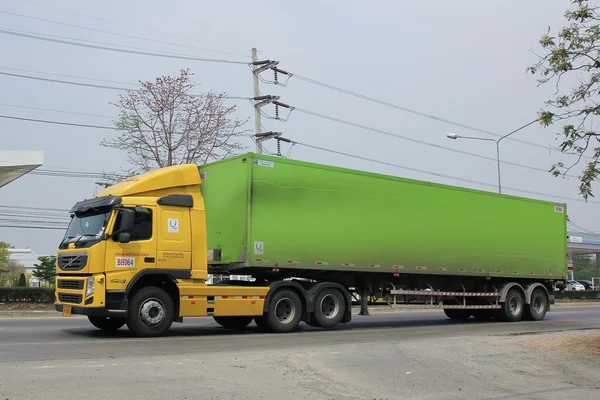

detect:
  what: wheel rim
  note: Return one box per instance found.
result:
[139,298,165,326]
[509,295,522,316]
[275,298,295,324]
[533,295,544,314]
[320,294,340,320]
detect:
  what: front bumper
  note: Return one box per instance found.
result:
[55,303,126,317]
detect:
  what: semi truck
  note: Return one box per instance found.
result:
[54,153,568,337]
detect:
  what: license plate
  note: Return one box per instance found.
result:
[62,305,72,317]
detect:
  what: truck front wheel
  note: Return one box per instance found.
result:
[88,316,126,333]
[265,289,303,333]
[126,286,174,337]
[213,316,253,330]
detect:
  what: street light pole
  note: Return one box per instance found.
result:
[447,118,539,194]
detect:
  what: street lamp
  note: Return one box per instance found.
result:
[446,119,539,194]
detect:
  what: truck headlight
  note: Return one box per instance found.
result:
[86,276,95,297]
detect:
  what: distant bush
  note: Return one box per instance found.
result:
[0,287,55,303]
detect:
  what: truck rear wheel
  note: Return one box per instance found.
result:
[126,286,174,337]
[313,288,346,328]
[88,316,126,332]
[265,289,302,333]
[213,316,253,330]
[498,288,525,322]
[524,288,548,321]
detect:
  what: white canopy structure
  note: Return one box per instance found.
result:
[0,150,44,188]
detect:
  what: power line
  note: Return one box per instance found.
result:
[0,103,114,120]
[0,70,251,100]
[290,140,600,205]
[0,224,68,230]
[0,114,117,130]
[18,0,250,55]
[0,28,250,65]
[290,107,577,178]
[0,110,579,181]
[0,10,251,58]
[288,73,582,157]
[0,71,134,91]
[0,205,70,212]
[0,66,138,86]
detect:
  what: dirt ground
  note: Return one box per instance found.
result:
[0,302,54,311]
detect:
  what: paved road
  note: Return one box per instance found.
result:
[1,306,599,400]
[1,305,598,362]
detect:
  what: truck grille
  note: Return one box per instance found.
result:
[58,253,88,271]
[58,293,82,304]
[57,280,84,290]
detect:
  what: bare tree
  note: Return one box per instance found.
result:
[102,68,249,177]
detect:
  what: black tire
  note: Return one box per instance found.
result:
[265,289,303,333]
[443,308,471,320]
[471,310,495,321]
[498,288,525,322]
[524,288,548,321]
[126,286,174,337]
[88,316,126,332]
[213,316,253,330]
[313,288,346,328]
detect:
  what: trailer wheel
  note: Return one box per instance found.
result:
[265,289,302,333]
[313,288,346,328]
[524,288,548,321]
[498,288,525,322]
[443,309,471,320]
[126,286,174,337]
[213,316,253,330]
[88,316,126,333]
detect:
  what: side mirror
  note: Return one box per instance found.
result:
[117,232,131,244]
[119,209,135,232]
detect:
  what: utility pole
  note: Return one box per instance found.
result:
[251,48,289,155]
[251,48,263,154]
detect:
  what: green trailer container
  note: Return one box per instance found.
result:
[199,153,568,281]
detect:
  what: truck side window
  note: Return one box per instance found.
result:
[113,208,153,241]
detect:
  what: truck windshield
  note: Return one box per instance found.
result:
[59,210,112,249]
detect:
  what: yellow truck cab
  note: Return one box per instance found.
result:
[55,163,271,336]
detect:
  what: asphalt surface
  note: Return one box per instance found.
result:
[0,305,599,362]
[0,305,599,399]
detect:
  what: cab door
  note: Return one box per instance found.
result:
[157,206,192,272]
[105,206,157,291]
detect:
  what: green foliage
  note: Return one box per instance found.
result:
[0,241,9,269]
[17,273,26,287]
[0,261,26,287]
[0,287,55,303]
[32,255,57,286]
[572,253,598,281]
[529,0,600,199]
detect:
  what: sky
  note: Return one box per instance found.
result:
[1,0,598,254]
